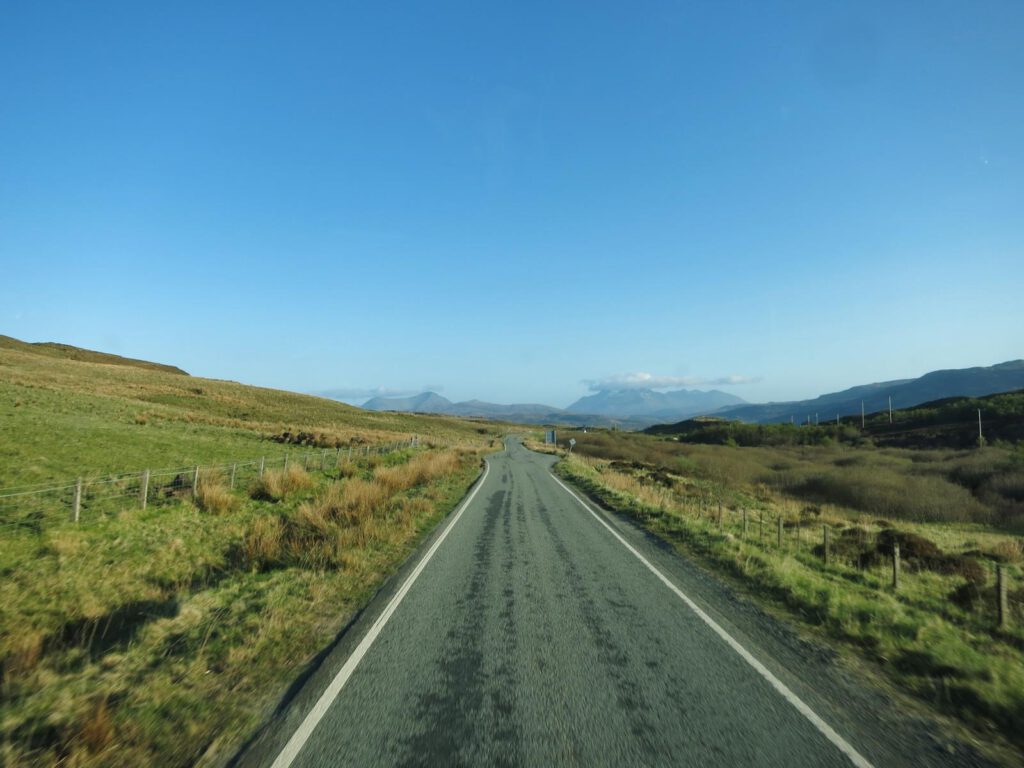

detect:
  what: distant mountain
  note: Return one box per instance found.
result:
[357,391,649,428]
[361,391,454,413]
[566,388,745,421]
[711,360,1024,424]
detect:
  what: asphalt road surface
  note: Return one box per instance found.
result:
[237,439,995,768]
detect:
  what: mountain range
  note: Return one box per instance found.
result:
[358,389,743,428]
[713,360,1024,424]
[345,360,1024,428]
[359,392,639,428]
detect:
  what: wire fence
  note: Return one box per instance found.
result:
[660,486,1022,632]
[0,437,426,535]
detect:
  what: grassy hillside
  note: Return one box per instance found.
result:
[0,335,190,376]
[0,345,502,767]
[648,389,1024,451]
[0,344,491,491]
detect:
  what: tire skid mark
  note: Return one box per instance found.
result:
[525,472,660,757]
[398,488,520,767]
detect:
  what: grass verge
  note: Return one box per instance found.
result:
[555,452,1024,761]
[1,447,484,767]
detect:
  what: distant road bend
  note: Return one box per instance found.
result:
[239,439,987,768]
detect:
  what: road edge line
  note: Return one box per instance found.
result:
[549,471,874,768]
[269,459,492,768]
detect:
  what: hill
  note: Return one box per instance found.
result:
[715,360,1024,424]
[1,340,499,767]
[362,391,455,413]
[646,389,1024,449]
[0,345,492,490]
[0,334,190,375]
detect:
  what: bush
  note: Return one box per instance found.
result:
[195,472,238,514]
[249,466,312,502]
[876,529,942,560]
[239,515,284,570]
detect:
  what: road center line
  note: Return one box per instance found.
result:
[549,471,874,768]
[270,460,492,768]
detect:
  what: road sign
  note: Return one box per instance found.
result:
[569,438,576,453]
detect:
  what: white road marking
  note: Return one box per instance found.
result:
[549,472,874,768]
[270,460,492,768]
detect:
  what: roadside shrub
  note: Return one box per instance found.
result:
[239,515,284,570]
[831,526,880,569]
[79,697,115,754]
[792,468,989,523]
[984,539,1023,564]
[875,529,942,560]
[932,555,987,586]
[282,506,343,569]
[374,451,460,494]
[249,466,312,502]
[195,472,238,514]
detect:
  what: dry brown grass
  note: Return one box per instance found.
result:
[374,451,461,494]
[79,697,115,754]
[239,450,467,571]
[195,470,239,514]
[2,630,45,685]
[250,465,313,502]
[987,539,1024,563]
[240,515,284,570]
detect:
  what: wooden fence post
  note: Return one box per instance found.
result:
[192,466,200,497]
[759,514,765,542]
[892,542,900,590]
[140,469,150,510]
[777,516,783,548]
[229,463,237,490]
[823,525,831,565]
[998,565,1009,629]
[259,456,265,478]
[284,453,289,471]
[72,478,82,523]
[717,502,723,531]
[743,508,748,537]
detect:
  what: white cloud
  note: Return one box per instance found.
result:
[583,372,759,392]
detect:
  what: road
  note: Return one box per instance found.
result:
[237,439,993,768]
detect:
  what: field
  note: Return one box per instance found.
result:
[544,428,1024,758]
[0,344,501,767]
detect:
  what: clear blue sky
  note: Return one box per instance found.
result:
[2,1,1021,407]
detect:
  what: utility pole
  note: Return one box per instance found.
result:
[836,413,840,426]
[861,400,865,429]
[978,409,983,446]
[888,396,893,424]
[815,413,819,426]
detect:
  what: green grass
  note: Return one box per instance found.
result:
[1,449,485,767]
[0,343,502,766]
[645,389,1024,450]
[557,429,1024,529]
[0,345,495,490]
[556,450,1024,761]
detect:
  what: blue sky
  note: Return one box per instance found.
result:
[1,1,1021,407]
